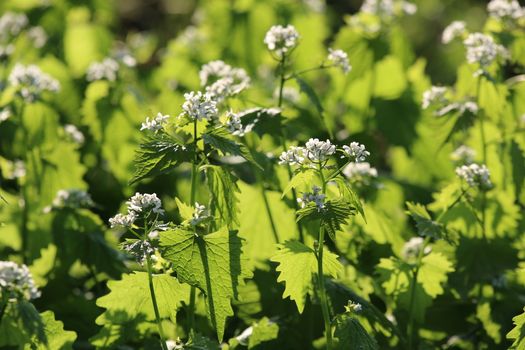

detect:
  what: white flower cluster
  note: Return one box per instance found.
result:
[455,163,492,189]
[27,26,47,48]
[140,113,170,133]
[264,25,300,57]
[442,21,467,44]
[0,12,28,39]
[422,86,448,110]
[180,91,218,122]
[225,111,257,137]
[343,162,378,186]
[279,146,306,166]
[122,239,156,265]
[297,185,326,212]
[487,0,524,23]
[190,202,211,226]
[64,124,85,144]
[304,138,336,163]
[280,138,360,167]
[112,46,137,67]
[86,58,119,82]
[4,160,26,179]
[342,142,370,162]
[401,237,431,261]
[361,0,417,19]
[200,60,251,103]
[0,107,12,123]
[0,261,40,301]
[0,44,14,59]
[109,192,164,228]
[8,64,60,102]
[451,145,476,164]
[463,33,508,73]
[50,189,94,210]
[327,48,351,74]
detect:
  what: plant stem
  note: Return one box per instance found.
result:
[316,166,332,349]
[188,119,199,335]
[476,77,488,240]
[406,236,431,350]
[276,54,305,243]
[18,102,29,264]
[146,255,169,350]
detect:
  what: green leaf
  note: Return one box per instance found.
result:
[0,301,43,346]
[333,177,366,222]
[295,77,333,138]
[406,202,444,239]
[373,55,407,99]
[248,317,279,349]
[160,227,252,341]
[476,301,501,343]
[376,252,454,322]
[202,127,261,169]
[176,197,195,221]
[270,240,342,313]
[507,307,525,349]
[282,169,316,198]
[205,165,240,227]
[95,272,190,325]
[131,133,194,184]
[185,333,221,349]
[24,311,77,350]
[297,199,355,241]
[334,315,378,350]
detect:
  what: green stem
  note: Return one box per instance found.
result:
[476,77,488,240]
[18,102,29,264]
[146,255,169,350]
[317,166,333,349]
[276,55,305,243]
[406,236,431,350]
[188,119,199,335]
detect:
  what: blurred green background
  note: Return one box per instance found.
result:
[111,0,491,84]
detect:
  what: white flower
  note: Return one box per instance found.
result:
[361,0,416,19]
[51,189,94,209]
[112,46,137,67]
[264,25,300,57]
[297,185,326,212]
[0,12,28,39]
[225,110,257,137]
[455,163,492,189]
[200,60,250,102]
[109,213,136,228]
[463,33,508,72]
[122,239,156,265]
[279,146,306,166]
[401,237,431,260]
[343,162,378,186]
[5,160,26,179]
[327,48,351,74]
[64,124,85,144]
[0,107,12,122]
[0,44,14,59]
[487,0,525,23]
[190,202,211,226]
[27,26,47,48]
[0,261,40,301]
[127,192,164,215]
[140,113,170,132]
[86,58,119,82]
[8,64,60,102]
[180,91,218,121]
[422,86,448,110]
[442,21,467,44]
[342,142,370,162]
[304,138,336,163]
[451,145,476,164]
